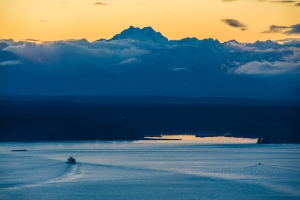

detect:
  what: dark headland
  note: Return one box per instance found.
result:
[11,149,27,151]
[0,95,299,144]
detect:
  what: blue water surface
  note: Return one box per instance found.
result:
[0,141,300,200]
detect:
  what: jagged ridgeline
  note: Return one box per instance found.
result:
[0,26,300,99]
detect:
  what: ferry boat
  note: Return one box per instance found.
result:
[67,156,76,163]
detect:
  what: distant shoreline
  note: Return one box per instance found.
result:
[11,149,27,151]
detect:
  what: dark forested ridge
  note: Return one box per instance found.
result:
[0,98,299,143]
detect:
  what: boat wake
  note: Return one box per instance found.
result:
[46,163,82,184]
[167,164,300,197]
[5,163,83,190]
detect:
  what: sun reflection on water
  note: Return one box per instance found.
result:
[144,135,257,144]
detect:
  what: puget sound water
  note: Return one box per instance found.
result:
[1,136,300,200]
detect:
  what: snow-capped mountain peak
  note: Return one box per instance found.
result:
[110,26,168,43]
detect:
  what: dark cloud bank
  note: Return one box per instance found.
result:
[262,24,300,34]
[1,26,300,99]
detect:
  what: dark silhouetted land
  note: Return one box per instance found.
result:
[0,96,299,143]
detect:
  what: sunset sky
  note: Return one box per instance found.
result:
[0,0,299,42]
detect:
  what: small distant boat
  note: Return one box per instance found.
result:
[67,156,76,163]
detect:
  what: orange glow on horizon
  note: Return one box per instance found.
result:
[0,0,299,43]
[143,135,258,144]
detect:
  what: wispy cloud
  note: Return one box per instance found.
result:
[262,24,300,34]
[261,25,290,33]
[269,0,297,3]
[225,41,276,52]
[39,20,49,23]
[221,19,247,31]
[232,61,300,75]
[93,2,108,6]
[223,0,300,5]
[276,38,300,43]
[120,57,138,65]
[24,39,40,42]
[4,40,149,64]
[0,60,22,66]
[168,68,190,72]
[257,0,300,6]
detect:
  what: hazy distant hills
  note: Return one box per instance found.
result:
[1,26,300,99]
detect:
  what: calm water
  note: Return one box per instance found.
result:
[1,140,300,200]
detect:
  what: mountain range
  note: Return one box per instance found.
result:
[1,26,300,99]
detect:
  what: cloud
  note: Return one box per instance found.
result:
[0,60,22,66]
[20,39,46,44]
[261,25,290,33]
[23,39,40,42]
[233,0,300,4]
[93,2,108,5]
[256,0,297,2]
[224,42,257,51]
[4,40,149,65]
[284,24,300,35]
[224,41,283,52]
[281,38,300,46]
[262,24,300,34]
[39,20,48,23]
[232,61,300,75]
[221,19,247,31]
[0,39,24,46]
[276,38,299,42]
[120,58,138,65]
[224,40,300,69]
[270,0,297,3]
[283,47,300,61]
[168,68,190,72]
